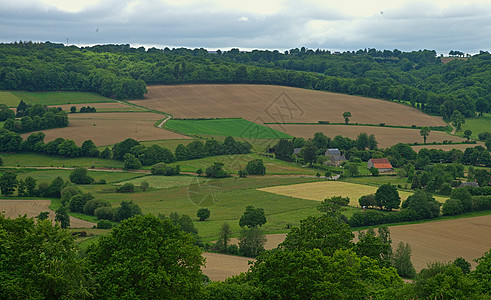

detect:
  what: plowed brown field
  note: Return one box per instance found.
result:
[0,199,95,228]
[134,85,446,127]
[20,112,190,146]
[266,124,463,148]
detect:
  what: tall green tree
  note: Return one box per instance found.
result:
[0,172,18,196]
[239,206,267,228]
[87,215,205,299]
[343,111,352,124]
[392,242,416,278]
[375,183,401,211]
[420,127,431,144]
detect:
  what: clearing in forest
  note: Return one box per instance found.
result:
[135,84,446,127]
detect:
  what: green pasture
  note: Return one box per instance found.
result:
[74,176,323,240]
[168,153,318,175]
[116,175,207,189]
[0,153,124,169]
[457,113,491,139]
[165,118,292,139]
[0,91,22,107]
[9,91,114,106]
[139,139,199,152]
[7,168,144,184]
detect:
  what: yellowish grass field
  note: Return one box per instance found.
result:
[258,181,448,206]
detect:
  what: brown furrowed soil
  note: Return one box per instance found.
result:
[20,112,190,146]
[134,85,446,127]
[266,124,463,148]
[0,199,95,228]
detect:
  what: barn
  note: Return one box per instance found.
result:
[367,158,394,173]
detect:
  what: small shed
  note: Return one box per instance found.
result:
[367,158,393,173]
[293,148,302,155]
[325,148,346,167]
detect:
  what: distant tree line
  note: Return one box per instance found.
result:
[1,42,490,118]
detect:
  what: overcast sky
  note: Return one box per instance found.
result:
[1,0,490,54]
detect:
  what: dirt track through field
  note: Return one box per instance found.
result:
[134,85,446,127]
[0,200,95,228]
[21,112,190,146]
[266,124,463,148]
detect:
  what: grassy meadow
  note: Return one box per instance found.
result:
[165,118,292,139]
[457,113,491,139]
[9,91,114,106]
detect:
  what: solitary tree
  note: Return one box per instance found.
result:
[392,241,416,278]
[197,208,211,221]
[55,206,70,229]
[464,129,472,141]
[375,183,401,211]
[343,111,352,124]
[239,206,267,228]
[420,127,431,144]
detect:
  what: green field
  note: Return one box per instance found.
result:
[138,139,198,152]
[116,175,207,189]
[457,113,491,139]
[8,91,114,106]
[167,153,318,175]
[0,153,124,169]
[7,168,145,184]
[165,118,292,139]
[0,91,22,107]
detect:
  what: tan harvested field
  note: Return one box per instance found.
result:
[440,57,468,64]
[0,199,95,228]
[21,112,190,146]
[266,124,463,148]
[412,143,484,152]
[202,252,255,281]
[134,85,446,127]
[52,102,145,112]
[209,216,491,280]
[258,181,448,206]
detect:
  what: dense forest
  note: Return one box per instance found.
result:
[0,41,490,119]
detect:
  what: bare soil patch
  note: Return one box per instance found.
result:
[266,124,463,148]
[202,252,254,281]
[21,112,190,146]
[135,85,446,127]
[0,199,95,228]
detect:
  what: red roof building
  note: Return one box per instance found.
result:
[367,158,394,173]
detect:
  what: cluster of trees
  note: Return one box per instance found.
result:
[70,106,96,113]
[2,102,69,133]
[350,188,441,227]
[442,188,491,216]
[3,42,490,119]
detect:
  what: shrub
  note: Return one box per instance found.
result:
[69,193,94,213]
[442,198,463,216]
[116,183,135,193]
[197,208,211,221]
[140,181,149,192]
[95,206,114,220]
[245,159,266,175]
[98,179,106,185]
[123,153,142,170]
[69,167,94,184]
[205,162,230,178]
[83,199,111,215]
[97,220,113,229]
[151,163,180,176]
[227,244,239,255]
[113,200,142,222]
[238,169,248,178]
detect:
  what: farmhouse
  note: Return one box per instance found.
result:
[324,148,346,167]
[367,158,393,173]
[293,148,302,155]
[459,181,479,188]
